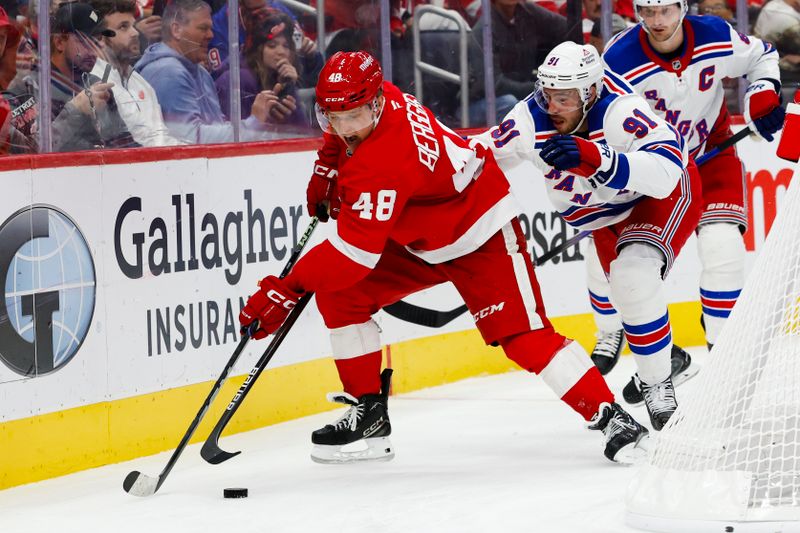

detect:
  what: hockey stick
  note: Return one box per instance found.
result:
[200,292,312,464]
[694,126,751,166]
[381,229,592,327]
[123,217,319,496]
[381,127,752,329]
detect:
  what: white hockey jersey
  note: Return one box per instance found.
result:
[603,15,780,156]
[473,76,687,231]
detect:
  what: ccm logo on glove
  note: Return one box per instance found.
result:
[239,276,302,339]
[266,289,296,310]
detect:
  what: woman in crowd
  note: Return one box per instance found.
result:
[216,10,309,129]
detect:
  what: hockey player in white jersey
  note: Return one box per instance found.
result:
[473,41,702,430]
[589,0,784,392]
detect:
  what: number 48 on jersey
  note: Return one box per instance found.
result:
[352,190,397,220]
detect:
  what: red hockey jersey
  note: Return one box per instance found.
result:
[287,82,521,294]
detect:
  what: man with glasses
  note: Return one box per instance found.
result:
[46,1,138,151]
[590,0,782,402]
[135,0,276,143]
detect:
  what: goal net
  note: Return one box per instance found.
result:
[626,169,800,533]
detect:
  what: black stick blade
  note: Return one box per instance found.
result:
[123,471,160,497]
[200,438,241,464]
[382,301,468,328]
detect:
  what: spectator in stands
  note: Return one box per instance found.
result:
[469,0,569,102]
[10,0,44,94]
[697,0,735,23]
[215,10,308,129]
[444,0,483,27]
[1,4,37,153]
[135,13,162,47]
[91,0,179,146]
[0,4,20,154]
[136,0,278,143]
[133,0,163,49]
[46,2,139,151]
[775,28,800,73]
[755,0,800,72]
[207,0,321,84]
[0,4,18,88]
[588,13,628,54]
[578,0,635,40]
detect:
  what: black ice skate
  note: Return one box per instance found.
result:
[622,344,699,406]
[638,375,677,430]
[590,329,626,375]
[311,368,394,464]
[587,402,649,464]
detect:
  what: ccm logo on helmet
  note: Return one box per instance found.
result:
[267,289,295,310]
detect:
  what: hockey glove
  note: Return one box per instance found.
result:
[306,162,341,222]
[540,135,625,186]
[239,276,303,339]
[744,81,785,142]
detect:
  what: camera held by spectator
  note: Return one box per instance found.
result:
[215,9,308,129]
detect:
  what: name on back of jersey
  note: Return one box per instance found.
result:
[402,93,440,172]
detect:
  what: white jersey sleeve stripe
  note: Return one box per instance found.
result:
[406,193,521,264]
[329,234,382,269]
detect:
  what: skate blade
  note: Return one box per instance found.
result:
[311,437,395,465]
[611,433,650,465]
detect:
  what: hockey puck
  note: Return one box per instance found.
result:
[223,487,248,499]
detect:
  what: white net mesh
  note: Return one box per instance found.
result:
[626,170,800,531]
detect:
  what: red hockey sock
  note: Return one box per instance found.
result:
[561,367,615,421]
[334,350,382,398]
[501,332,614,421]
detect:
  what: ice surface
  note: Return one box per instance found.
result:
[0,350,708,533]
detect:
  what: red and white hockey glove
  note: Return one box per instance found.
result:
[306,162,341,222]
[540,135,627,187]
[777,89,800,163]
[744,81,785,142]
[239,276,303,339]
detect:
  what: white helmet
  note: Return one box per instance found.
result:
[536,42,604,108]
[633,0,688,35]
[535,42,604,133]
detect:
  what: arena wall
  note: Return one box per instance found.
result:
[0,125,793,490]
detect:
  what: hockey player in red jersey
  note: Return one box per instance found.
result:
[239,51,649,464]
[590,0,784,390]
